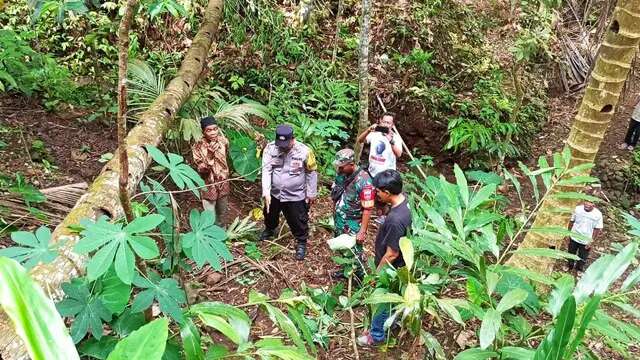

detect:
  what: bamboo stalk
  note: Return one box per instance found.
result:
[0,1,225,357]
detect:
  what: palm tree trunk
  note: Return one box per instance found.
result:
[508,0,640,273]
[0,0,224,357]
[354,0,371,162]
[117,0,138,223]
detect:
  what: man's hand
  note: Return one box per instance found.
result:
[306,197,315,206]
[263,195,271,214]
[356,229,367,244]
[368,124,377,132]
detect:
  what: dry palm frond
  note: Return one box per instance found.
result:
[226,215,259,241]
[127,59,166,115]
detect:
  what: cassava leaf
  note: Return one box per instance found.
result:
[146,145,204,197]
[131,271,186,323]
[0,226,59,269]
[182,209,233,270]
[56,278,112,343]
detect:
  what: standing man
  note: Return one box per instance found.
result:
[619,97,640,151]
[192,116,230,227]
[566,200,604,272]
[330,148,375,278]
[261,124,318,260]
[356,112,403,177]
[357,169,412,346]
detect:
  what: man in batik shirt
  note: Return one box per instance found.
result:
[331,148,375,279]
[192,116,230,227]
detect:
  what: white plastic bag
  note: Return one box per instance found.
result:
[327,233,356,251]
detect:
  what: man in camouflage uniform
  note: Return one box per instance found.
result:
[331,149,375,279]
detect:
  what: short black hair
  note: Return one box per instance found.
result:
[373,169,403,195]
[382,111,396,119]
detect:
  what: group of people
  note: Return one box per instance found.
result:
[193,112,410,345]
[192,111,607,347]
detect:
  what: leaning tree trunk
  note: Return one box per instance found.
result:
[117,0,138,223]
[508,0,640,273]
[354,0,371,162]
[0,0,224,358]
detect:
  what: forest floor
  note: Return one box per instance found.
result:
[1,66,640,358]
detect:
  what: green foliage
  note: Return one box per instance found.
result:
[228,131,261,182]
[107,318,168,360]
[75,214,164,284]
[147,145,205,197]
[57,278,113,343]
[182,209,233,270]
[130,271,187,323]
[0,257,79,359]
[0,226,59,269]
[143,0,187,19]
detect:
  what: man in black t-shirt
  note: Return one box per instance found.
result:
[357,169,412,346]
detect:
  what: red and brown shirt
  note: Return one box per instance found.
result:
[192,134,231,201]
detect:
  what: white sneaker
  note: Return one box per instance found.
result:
[619,143,629,150]
[628,145,635,151]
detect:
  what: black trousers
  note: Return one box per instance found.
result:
[567,239,590,271]
[624,119,640,146]
[264,198,309,244]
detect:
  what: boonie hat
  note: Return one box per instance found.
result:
[333,148,355,167]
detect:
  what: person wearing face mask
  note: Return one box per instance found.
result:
[330,148,376,279]
[192,116,230,227]
[260,124,318,260]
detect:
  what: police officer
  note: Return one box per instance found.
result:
[260,124,318,260]
[331,148,375,279]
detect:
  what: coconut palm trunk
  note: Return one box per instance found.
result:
[0,0,224,357]
[354,0,371,162]
[508,0,640,272]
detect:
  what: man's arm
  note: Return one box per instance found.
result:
[304,149,318,202]
[377,246,400,272]
[261,145,273,198]
[390,132,403,158]
[356,185,375,243]
[356,124,376,144]
[567,221,575,231]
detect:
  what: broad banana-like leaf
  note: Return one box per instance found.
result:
[0,257,79,360]
[107,318,168,360]
[399,237,414,271]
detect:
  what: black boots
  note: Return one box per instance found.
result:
[295,243,306,261]
[259,230,274,241]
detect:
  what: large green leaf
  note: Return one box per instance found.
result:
[107,318,168,360]
[131,271,186,323]
[79,336,118,359]
[146,145,204,197]
[112,309,146,337]
[287,306,316,355]
[454,164,469,207]
[189,302,251,344]
[510,247,579,261]
[182,209,233,270]
[547,275,574,318]
[75,214,163,284]
[533,295,576,360]
[253,338,315,360]
[399,237,414,271]
[56,278,112,343]
[574,242,637,304]
[0,257,79,360]
[495,273,540,313]
[453,348,498,360]
[563,295,600,359]
[496,288,528,313]
[468,183,497,211]
[264,303,306,352]
[229,135,260,182]
[181,318,205,360]
[0,226,59,269]
[501,346,534,360]
[99,267,132,315]
[479,309,501,349]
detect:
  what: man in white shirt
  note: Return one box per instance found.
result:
[356,112,403,177]
[566,201,603,272]
[619,98,640,151]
